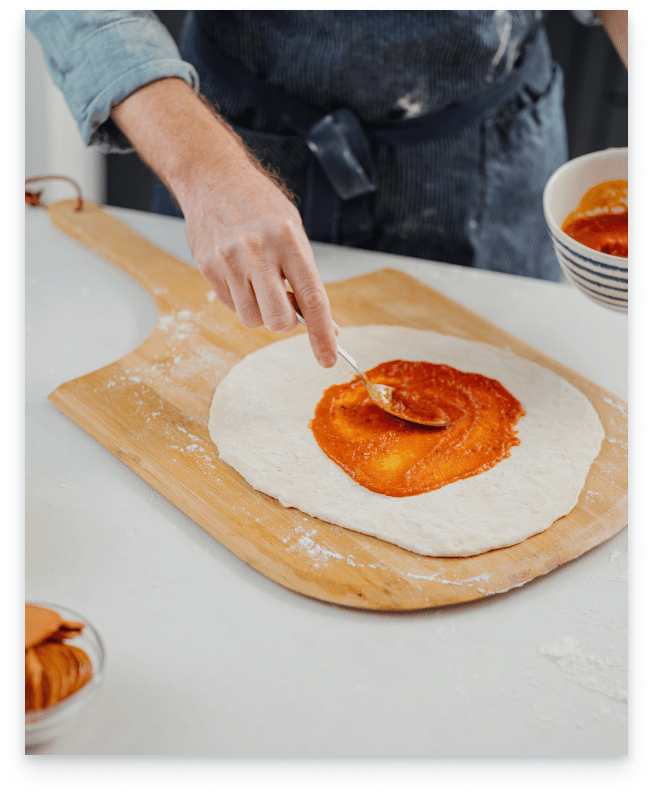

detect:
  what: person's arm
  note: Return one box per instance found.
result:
[27,11,337,367]
[111,77,338,367]
[25,11,198,152]
[596,10,628,69]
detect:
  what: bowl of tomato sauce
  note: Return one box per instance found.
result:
[543,147,627,312]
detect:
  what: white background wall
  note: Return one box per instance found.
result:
[25,28,105,204]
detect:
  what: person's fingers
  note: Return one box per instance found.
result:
[225,272,264,328]
[284,277,337,364]
[251,269,298,332]
[206,275,237,313]
[282,236,337,367]
[297,285,337,367]
[284,278,339,338]
[218,238,298,332]
[214,238,267,328]
[195,246,237,313]
[199,215,336,353]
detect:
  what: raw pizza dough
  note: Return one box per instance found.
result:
[209,327,604,557]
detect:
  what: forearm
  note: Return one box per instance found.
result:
[111,77,253,206]
[596,10,628,69]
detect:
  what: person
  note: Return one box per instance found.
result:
[26,10,627,369]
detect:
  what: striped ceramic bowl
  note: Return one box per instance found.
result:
[543,147,628,312]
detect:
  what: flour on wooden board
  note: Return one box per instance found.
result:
[209,327,604,557]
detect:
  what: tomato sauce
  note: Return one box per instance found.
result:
[310,360,524,498]
[561,179,628,257]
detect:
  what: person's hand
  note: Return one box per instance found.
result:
[112,77,338,367]
[176,150,338,368]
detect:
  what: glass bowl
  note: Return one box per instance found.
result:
[543,147,627,312]
[25,602,105,749]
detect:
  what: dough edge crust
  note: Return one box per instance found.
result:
[209,326,604,557]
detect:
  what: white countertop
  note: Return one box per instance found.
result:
[25,204,628,756]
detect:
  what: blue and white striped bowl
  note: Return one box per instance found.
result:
[543,148,628,312]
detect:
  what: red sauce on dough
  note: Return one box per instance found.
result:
[310,360,524,498]
[561,179,628,257]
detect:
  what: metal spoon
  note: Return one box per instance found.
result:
[286,292,451,427]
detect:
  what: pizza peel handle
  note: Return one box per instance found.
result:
[286,291,450,427]
[46,199,193,307]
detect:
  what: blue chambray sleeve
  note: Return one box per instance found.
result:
[26,10,200,153]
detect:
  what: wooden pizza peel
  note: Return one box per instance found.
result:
[44,199,628,611]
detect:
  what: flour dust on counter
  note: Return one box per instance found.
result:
[209,327,604,557]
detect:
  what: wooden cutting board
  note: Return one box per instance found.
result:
[46,200,628,611]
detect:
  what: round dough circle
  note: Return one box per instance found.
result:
[209,327,604,557]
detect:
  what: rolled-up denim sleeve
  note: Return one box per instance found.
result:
[26,10,199,153]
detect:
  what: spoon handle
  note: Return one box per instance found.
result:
[334,344,365,380]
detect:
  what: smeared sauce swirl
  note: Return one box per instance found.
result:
[310,360,524,498]
[562,179,628,257]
